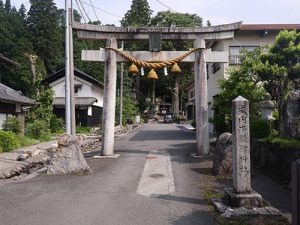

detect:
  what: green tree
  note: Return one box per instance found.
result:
[253,30,300,136]
[115,94,138,125]
[150,11,202,27]
[0,1,36,95]
[29,88,54,126]
[19,4,26,21]
[27,0,64,73]
[121,0,152,27]
[120,0,153,111]
[212,49,267,134]
[4,0,11,13]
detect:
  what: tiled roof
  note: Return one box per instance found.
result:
[53,97,97,106]
[240,24,300,31]
[0,83,35,105]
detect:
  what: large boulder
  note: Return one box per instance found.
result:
[47,134,92,175]
[213,132,233,177]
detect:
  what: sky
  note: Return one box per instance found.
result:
[10,0,300,26]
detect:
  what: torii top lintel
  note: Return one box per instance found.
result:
[73,21,242,41]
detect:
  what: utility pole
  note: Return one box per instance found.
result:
[69,0,76,135]
[119,41,124,127]
[64,0,71,134]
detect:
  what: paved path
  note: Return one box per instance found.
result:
[0,122,215,225]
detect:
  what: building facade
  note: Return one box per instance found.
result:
[42,68,104,127]
[0,83,35,133]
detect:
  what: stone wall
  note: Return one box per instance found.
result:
[251,139,300,183]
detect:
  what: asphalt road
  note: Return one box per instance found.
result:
[0,122,215,225]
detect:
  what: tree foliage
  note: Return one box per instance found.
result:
[27,0,64,73]
[120,0,152,27]
[252,30,300,136]
[150,11,202,27]
[212,50,267,134]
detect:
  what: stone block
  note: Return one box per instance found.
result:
[224,188,263,208]
[213,132,233,176]
[0,153,22,161]
[211,197,283,221]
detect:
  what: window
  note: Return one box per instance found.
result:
[229,46,259,65]
[74,84,82,94]
[212,63,221,73]
[189,90,195,99]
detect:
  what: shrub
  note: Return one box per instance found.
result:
[250,119,271,139]
[142,115,148,123]
[50,115,64,134]
[2,117,21,134]
[0,130,20,152]
[173,115,186,123]
[26,120,48,139]
[76,126,91,134]
[19,136,39,147]
[262,137,300,149]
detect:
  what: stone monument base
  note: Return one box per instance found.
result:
[92,154,120,159]
[224,188,263,208]
[211,197,284,220]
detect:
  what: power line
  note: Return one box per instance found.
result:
[155,0,178,13]
[88,0,100,22]
[74,0,87,23]
[78,0,91,22]
[81,0,122,19]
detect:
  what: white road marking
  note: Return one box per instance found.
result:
[137,150,175,197]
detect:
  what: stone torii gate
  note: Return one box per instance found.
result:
[73,21,241,157]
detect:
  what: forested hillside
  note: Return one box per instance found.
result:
[0,0,104,97]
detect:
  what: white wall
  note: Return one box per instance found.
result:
[50,76,104,107]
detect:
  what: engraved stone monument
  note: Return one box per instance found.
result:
[224,96,262,207]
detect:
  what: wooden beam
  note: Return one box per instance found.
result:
[81,49,229,63]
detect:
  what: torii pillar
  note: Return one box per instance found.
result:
[194,39,209,155]
[102,38,117,156]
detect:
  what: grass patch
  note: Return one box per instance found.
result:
[203,186,224,207]
[76,126,91,134]
[19,136,40,147]
[261,137,300,149]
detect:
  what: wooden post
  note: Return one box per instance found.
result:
[292,160,300,225]
[194,38,209,155]
[102,38,117,156]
